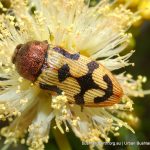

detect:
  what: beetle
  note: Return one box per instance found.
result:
[12,40,123,107]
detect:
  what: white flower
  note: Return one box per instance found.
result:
[0,0,149,150]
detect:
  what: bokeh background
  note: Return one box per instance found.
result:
[0,0,150,150]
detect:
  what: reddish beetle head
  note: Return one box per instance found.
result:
[12,40,49,82]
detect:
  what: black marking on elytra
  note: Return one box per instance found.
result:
[74,61,100,104]
[87,61,99,73]
[39,83,62,94]
[94,75,113,103]
[58,64,71,82]
[57,61,113,105]
[53,46,80,60]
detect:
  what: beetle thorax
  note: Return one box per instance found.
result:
[12,40,49,82]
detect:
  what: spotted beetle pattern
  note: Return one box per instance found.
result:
[37,46,123,107]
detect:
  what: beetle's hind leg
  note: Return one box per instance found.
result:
[39,83,63,95]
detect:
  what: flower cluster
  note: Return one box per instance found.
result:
[0,0,149,150]
[117,0,150,21]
